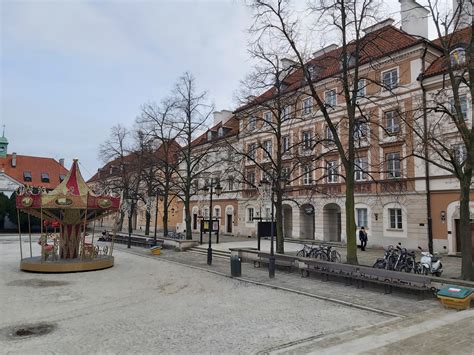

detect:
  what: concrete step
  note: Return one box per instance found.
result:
[187,246,231,259]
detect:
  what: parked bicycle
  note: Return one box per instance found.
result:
[296,243,320,258]
[312,245,342,263]
[167,231,185,240]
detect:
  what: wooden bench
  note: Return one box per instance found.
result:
[255,252,297,271]
[299,257,432,296]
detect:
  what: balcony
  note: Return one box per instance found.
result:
[354,181,372,193]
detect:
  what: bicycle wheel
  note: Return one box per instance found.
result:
[373,259,386,269]
[330,250,341,263]
[313,251,328,261]
[413,262,423,274]
[296,250,306,257]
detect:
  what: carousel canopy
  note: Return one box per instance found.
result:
[16,159,120,222]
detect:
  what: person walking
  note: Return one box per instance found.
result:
[359,226,368,251]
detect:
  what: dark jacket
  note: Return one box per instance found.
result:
[359,230,368,241]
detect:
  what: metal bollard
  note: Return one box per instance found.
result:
[230,255,242,277]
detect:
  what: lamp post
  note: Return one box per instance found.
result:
[202,179,223,265]
[260,175,286,279]
[153,190,163,246]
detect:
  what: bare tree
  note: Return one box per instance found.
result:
[249,0,383,264]
[409,0,473,280]
[138,99,182,237]
[173,72,216,240]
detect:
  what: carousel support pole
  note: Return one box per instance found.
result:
[91,212,97,245]
[27,212,32,257]
[40,207,44,261]
[110,211,119,256]
[17,209,23,260]
[81,207,89,260]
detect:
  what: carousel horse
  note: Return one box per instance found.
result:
[37,235,55,261]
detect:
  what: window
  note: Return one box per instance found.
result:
[41,173,50,183]
[23,171,32,182]
[389,208,403,229]
[386,152,401,178]
[214,207,220,218]
[247,208,255,222]
[450,95,468,120]
[355,156,368,181]
[453,144,467,165]
[248,116,256,131]
[357,79,366,98]
[384,110,400,134]
[246,171,255,188]
[354,120,368,140]
[207,131,213,141]
[265,207,271,220]
[228,176,234,191]
[218,127,224,137]
[263,111,272,126]
[450,47,466,66]
[303,97,313,115]
[282,167,291,184]
[356,208,368,228]
[59,174,66,182]
[204,207,209,218]
[247,143,256,161]
[193,179,199,191]
[302,164,312,185]
[382,68,398,90]
[263,140,272,158]
[325,89,337,107]
[282,105,292,119]
[326,160,338,183]
[325,126,334,145]
[302,131,313,151]
[282,135,290,153]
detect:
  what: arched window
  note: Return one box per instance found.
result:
[450,47,466,66]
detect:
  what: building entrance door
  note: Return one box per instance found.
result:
[193,214,197,230]
[454,219,474,256]
[226,214,232,233]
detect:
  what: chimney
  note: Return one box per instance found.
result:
[11,152,16,167]
[213,110,233,126]
[453,0,472,30]
[399,1,429,38]
[281,58,296,70]
[312,44,338,59]
[59,158,64,167]
[363,18,395,34]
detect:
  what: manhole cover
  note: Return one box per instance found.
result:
[6,279,70,288]
[4,323,56,340]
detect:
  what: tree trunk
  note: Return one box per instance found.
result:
[163,194,169,237]
[145,209,151,236]
[184,197,192,240]
[459,176,474,280]
[275,190,284,254]
[119,210,125,232]
[345,174,358,265]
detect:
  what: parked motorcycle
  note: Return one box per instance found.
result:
[415,246,443,277]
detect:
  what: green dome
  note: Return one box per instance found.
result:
[0,136,7,144]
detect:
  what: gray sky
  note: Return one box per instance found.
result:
[1,0,442,179]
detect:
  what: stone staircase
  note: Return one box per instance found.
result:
[187,245,231,259]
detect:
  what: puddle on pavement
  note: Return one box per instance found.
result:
[2,323,57,340]
[6,279,70,288]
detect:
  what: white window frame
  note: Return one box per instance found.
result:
[263,111,272,126]
[326,125,334,143]
[324,89,337,107]
[246,171,255,188]
[354,119,368,140]
[384,110,400,134]
[354,156,368,181]
[302,164,312,185]
[282,167,291,184]
[247,208,255,222]
[263,139,272,158]
[389,208,403,230]
[303,97,313,115]
[326,160,338,183]
[356,208,368,228]
[282,105,292,119]
[302,130,313,151]
[248,116,256,131]
[382,68,398,91]
[357,79,366,98]
[247,143,256,162]
[450,95,468,120]
[453,143,467,165]
[282,135,290,153]
[386,152,401,179]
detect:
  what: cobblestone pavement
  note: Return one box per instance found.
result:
[1,235,472,354]
[0,236,389,354]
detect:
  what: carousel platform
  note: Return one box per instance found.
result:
[20,255,114,273]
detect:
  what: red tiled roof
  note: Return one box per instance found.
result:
[0,154,68,189]
[191,116,239,147]
[234,25,424,113]
[424,26,472,78]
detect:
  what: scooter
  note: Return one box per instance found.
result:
[416,246,443,277]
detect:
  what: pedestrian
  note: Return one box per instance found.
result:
[359,226,368,251]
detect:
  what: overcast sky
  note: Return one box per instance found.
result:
[1,0,442,179]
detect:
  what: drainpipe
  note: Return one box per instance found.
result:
[419,42,434,254]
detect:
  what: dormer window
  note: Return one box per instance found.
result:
[218,127,224,137]
[41,172,50,183]
[23,171,32,182]
[207,131,213,141]
[59,174,66,182]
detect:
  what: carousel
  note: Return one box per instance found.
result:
[16,159,121,273]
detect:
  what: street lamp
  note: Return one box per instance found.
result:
[202,180,223,265]
[260,175,287,279]
[153,190,164,246]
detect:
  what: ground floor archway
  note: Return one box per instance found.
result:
[283,204,293,238]
[323,203,341,242]
[299,204,315,240]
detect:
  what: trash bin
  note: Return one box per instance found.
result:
[230,255,241,277]
[437,285,474,310]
